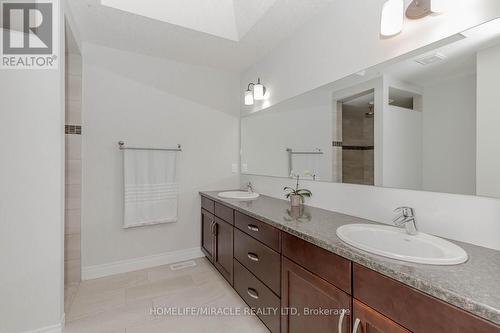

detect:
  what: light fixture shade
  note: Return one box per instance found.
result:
[244,90,254,105]
[380,0,404,37]
[430,0,448,13]
[253,78,266,100]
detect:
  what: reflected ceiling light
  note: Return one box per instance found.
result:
[244,78,267,105]
[380,0,404,37]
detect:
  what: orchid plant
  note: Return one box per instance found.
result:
[283,171,312,204]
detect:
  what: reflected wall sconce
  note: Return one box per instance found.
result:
[380,0,449,38]
[244,78,266,105]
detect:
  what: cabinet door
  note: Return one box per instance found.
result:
[282,257,351,333]
[352,300,411,333]
[201,209,215,261]
[214,217,233,285]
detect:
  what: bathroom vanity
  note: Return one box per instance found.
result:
[200,192,500,333]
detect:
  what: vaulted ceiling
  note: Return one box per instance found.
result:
[67,0,335,72]
[100,0,278,42]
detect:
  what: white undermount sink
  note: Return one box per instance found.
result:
[217,191,260,200]
[336,224,468,265]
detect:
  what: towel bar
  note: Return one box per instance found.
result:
[118,141,182,152]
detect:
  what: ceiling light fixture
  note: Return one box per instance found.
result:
[381,0,448,38]
[380,0,404,37]
[244,78,267,105]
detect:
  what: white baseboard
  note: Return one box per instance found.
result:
[22,322,63,333]
[82,247,204,280]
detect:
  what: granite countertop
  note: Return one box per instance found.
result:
[200,191,500,325]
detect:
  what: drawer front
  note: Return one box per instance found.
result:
[353,299,410,333]
[234,211,281,252]
[282,233,351,294]
[233,260,280,333]
[353,264,500,333]
[234,228,280,295]
[214,202,234,224]
[201,196,215,214]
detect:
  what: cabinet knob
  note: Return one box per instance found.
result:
[247,288,259,299]
[247,224,259,232]
[247,252,259,262]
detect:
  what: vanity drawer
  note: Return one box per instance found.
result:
[201,196,215,214]
[353,264,500,333]
[234,228,281,295]
[282,233,351,294]
[234,211,281,252]
[233,260,280,333]
[214,202,233,224]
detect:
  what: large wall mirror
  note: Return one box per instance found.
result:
[241,19,500,199]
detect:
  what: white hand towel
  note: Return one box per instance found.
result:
[123,148,178,228]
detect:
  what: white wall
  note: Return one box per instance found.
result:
[241,89,332,180]
[422,73,477,195]
[382,105,423,190]
[241,0,500,111]
[0,8,64,333]
[81,44,240,274]
[476,44,500,198]
[240,1,500,251]
[382,77,423,190]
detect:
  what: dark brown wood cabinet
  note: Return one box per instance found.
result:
[234,210,281,252]
[234,228,281,295]
[282,232,351,294]
[201,198,234,285]
[352,300,410,333]
[234,260,281,333]
[353,263,500,333]
[201,195,500,333]
[213,217,233,284]
[201,209,215,261]
[281,257,351,333]
[215,202,234,224]
[201,196,215,213]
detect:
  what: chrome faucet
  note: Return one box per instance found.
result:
[393,207,418,235]
[245,182,254,193]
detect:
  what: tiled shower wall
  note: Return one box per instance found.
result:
[342,105,374,185]
[65,52,82,286]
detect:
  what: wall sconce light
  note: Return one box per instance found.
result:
[381,0,449,38]
[244,78,267,105]
[244,89,254,105]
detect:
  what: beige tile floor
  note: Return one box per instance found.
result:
[64,258,269,333]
